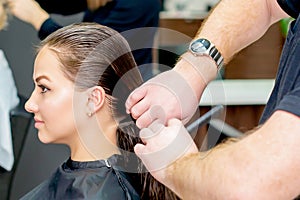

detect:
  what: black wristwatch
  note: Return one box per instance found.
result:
[188,38,224,70]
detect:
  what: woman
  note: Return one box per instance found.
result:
[22,23,179,199]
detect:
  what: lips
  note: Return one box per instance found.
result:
[34,117,44,122]
[34,117,44,128]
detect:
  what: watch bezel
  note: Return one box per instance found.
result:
[188,38,224,70]
[190,38,212,54]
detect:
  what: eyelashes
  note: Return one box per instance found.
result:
[37,84,50,94]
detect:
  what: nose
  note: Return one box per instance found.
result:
[25,95,38,113]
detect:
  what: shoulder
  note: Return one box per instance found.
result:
[20,178,52,200]
[21,165,140,200]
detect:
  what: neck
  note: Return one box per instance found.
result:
[70,115,120,162]
[70,140,119,162]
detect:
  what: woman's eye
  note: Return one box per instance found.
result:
[38,85,50,94]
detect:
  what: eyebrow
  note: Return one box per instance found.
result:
[35,75,51,83]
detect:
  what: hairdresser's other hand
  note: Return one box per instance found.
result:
[134,118,198,194]
[8,0,49,30]
[86,0,113,11]
[126,68,199,129]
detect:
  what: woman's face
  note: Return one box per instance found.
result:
[25,47,80,144]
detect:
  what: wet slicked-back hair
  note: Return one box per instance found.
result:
[38,23,179,200]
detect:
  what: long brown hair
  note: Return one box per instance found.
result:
[38,23,179,199]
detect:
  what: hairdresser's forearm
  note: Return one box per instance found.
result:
[173,0,288,102]
[197,0,287,63]
[31,12,49,31]
[168,110,300,199]
[9,0,49,31]
[24,0,49,31]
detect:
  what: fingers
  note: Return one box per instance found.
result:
[139,128,154,142]
[134,143,145,155]
[167,118,181,126]
[139,120,165,141]
[126,87,147,114]
[135,121,163,160]
[126,70,200,129]
[136,105,166,128]
[148,119,165,133]
[130,98,149,119]
[134,119,198,172]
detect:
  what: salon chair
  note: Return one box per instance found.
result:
[0,95,33,200]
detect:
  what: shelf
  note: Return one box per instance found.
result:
[200,79,275,106]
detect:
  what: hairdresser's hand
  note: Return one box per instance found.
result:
[126,68,200,128]
[126,53,218,129]
[87,0,113,11]
[8,0,49,30]
[134,118,198,194]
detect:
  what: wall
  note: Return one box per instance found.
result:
[0,13,83,199]
[159,17,284,79]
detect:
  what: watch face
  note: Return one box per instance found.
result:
[190,39,211,53]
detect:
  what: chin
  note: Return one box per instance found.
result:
[37,132,54,144]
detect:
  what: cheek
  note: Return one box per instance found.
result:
[72,92,89,128]
[41,93,76,136]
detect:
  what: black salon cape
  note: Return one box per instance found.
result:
[20,155,140,200]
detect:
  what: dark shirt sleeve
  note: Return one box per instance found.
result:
[84,0,160,32]
[35,0,87,15]
[276,83,300,118]
[35,0,87,40]
[277,0,300,18]
[38,18,62,40]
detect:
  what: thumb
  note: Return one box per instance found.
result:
[134,143,146,157]
[167,118,182,126]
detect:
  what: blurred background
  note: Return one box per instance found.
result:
[1,0,288,199]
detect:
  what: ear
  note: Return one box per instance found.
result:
[87,86,106,114]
